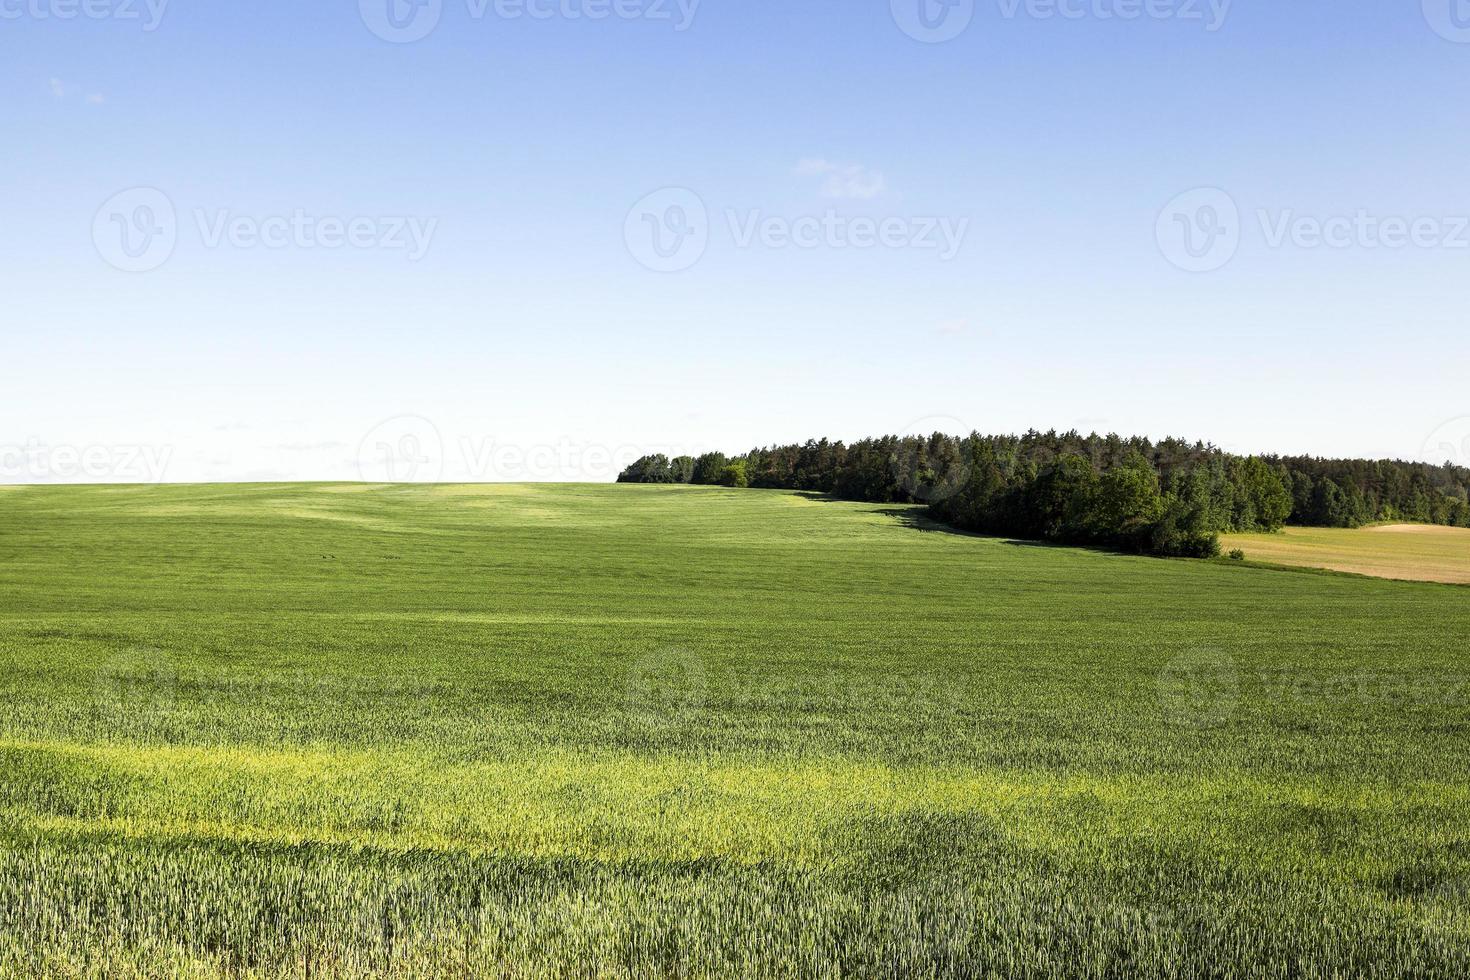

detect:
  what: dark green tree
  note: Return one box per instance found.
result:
[617,454,672,484]
[1087,454,1165,549]
[691,452,730,485]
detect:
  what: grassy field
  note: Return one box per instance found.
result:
[0,483,1467,978]
[1222,523,1470,585]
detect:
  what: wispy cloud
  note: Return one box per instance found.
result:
[49,78,105,104]
[793,158,886,200]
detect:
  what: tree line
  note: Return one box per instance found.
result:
[617,431,1470,557]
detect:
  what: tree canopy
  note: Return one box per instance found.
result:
[617,430,1470,557]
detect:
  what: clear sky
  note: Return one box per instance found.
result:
[5,0,1470,483]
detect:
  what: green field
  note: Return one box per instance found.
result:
[0,483,1467,978]
[1222,523,1470,585]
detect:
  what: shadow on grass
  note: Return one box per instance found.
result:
[875,506,1153,558]
[798,492,1470,579]
[794,492,1153,558]
[874,507,990,540]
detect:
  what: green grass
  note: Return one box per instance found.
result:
[0,482,1467,978]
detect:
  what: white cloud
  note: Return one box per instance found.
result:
[49,79,105,104]
[792,158,887,200]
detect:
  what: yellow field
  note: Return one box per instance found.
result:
[1221,523,1470,584]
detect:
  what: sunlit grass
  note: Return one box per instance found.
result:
[0,483,1467,977]
[1223,523,1470,584]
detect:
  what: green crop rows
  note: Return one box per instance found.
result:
[0,483,1465,977]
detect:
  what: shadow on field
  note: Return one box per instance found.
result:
[876,505,1136,558]
[791,492,969,536]
[874,507,990,540]
[794,492,1135,558]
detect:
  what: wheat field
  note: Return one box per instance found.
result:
[0,483,1466,977]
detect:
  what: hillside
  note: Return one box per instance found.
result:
[0,483,1466,977]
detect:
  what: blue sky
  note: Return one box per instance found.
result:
[4,0,1470,482]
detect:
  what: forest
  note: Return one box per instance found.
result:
[617,431,1470,557]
